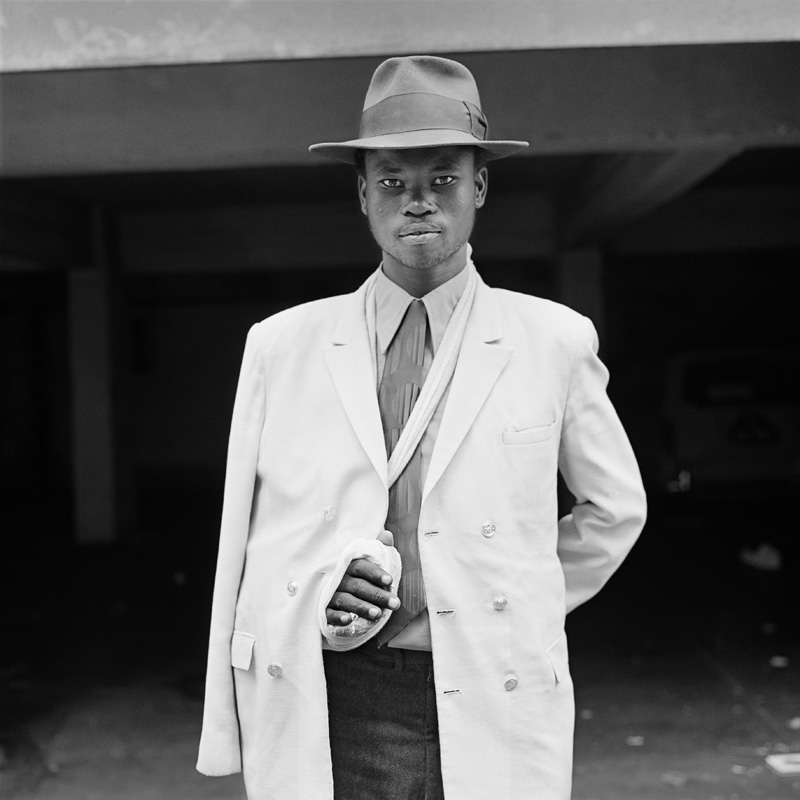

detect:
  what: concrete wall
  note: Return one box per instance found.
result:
[3,0,797,72]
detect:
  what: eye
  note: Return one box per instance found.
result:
[379,179,402,188]
[433,176,455,186]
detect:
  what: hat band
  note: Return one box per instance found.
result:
[359,93,488,141]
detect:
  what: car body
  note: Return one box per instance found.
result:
[657,350,800,500]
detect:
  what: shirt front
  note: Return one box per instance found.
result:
[374,263,470,650]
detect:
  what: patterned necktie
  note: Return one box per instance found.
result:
[377,299,428,641]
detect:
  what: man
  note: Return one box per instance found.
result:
[197,55,646,799]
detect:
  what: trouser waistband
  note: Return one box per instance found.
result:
[324,635,433,671]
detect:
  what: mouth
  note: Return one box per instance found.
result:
[399,224,442,245]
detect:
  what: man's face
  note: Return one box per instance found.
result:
[358,146,488,288]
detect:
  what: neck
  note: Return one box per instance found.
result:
[381,246,469,297]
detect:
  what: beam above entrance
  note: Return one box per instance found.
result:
[2,43,798,177]
[559,147,742,247]
[610,186,800,254]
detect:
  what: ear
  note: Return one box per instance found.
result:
[474,166,488,209]
[357,174,368,216]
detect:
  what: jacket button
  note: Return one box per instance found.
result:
[267,664,283,678]
[481,521,496,538]
[287,581,298,596]
[493,596,508,611]
[504,675,518,691]
[323,505,336,521]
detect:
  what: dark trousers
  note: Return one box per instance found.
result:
[323,639,445,800]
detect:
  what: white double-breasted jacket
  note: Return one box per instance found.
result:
[197,267,647,799]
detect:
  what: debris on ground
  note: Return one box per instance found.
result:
[770,655,790,669]
[788,717,800,731]
[731,764,764,778]
[660,770,688,787]
[625,735,645,747]
[766,753,800,776]
[579,709,594,720]
[739,543,782,571]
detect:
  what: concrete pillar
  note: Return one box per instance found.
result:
[555,248,606,344]
[68,209,131,544]
[69,270,116,542]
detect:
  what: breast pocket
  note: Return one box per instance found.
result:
[502,420,557,446]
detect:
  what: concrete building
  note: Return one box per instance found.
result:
[1,5,800,798]
[1,1,798,547]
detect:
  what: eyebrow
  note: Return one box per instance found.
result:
[371,158,463,173]
[430,160,461,171]
[372,160,403,174]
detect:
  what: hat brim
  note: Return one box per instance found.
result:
[309,129,528,164]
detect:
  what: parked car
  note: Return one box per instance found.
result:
[657,350,800,500]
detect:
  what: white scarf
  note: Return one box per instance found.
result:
[364,248,478,488]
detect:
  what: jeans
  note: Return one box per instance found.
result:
[323,639,445,800]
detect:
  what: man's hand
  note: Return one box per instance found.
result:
[326,530,401,626]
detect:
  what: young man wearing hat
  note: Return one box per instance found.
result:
[197,56,646,799]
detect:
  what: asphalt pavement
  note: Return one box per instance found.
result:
[2,505,799,799]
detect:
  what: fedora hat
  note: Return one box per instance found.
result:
[309,55,528,163]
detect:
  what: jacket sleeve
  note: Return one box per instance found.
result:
[557,316,646,614]
[197,324,265,776]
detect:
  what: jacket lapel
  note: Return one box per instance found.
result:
[323,282,388,490]
[423,279,512,504]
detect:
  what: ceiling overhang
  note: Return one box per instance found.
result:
[2,43,798,177]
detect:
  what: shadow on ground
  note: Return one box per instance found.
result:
[1,497,799,799]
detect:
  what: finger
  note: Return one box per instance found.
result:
[345,556,393,587]
[377,529,394,547]
[329,590,381,620]
[338,576,400,609]
[329,589,398,621]
[326,608,356,626]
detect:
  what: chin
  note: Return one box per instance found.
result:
[400,241,451,265]
[399,253,445,272]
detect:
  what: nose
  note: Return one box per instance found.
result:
[402,185,436,216]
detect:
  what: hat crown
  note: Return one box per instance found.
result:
[307,55,528,163]
[363,56,482,111]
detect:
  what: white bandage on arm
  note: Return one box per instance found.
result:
[317,537,402,652]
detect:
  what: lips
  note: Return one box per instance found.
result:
[399,224,442,244]
[400,223,441,236]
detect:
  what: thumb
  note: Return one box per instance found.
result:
[377,529,394,547]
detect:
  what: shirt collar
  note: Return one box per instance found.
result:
[375,262,470,356]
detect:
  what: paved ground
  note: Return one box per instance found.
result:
[2,505,799,799]
[570,620,800,798]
